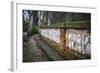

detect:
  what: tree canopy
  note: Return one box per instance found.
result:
[23,10,91,33]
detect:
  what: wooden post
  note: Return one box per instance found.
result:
[60,29,66,55]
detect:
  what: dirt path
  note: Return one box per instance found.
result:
[23,34,64,62]
[23,34,49,62]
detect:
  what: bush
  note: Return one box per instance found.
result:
[23,20,29,32]
[31,25,39,35]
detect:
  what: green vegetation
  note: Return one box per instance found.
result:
[23,19,29,32]
[31,25,39,35]
[40,21,90,29]
[23,10,91,34]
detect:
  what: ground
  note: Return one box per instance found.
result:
[23,34,64,62]
[23,34,48,62]
[23,34,90,62]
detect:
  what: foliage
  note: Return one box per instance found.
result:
[31,25,39,35]
[23,19,29,32]
[40,21,90,29]
[23,10,91,33]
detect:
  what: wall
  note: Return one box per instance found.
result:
[40,28,60,43]
[40,28,91,55]
[66,29,91,55]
